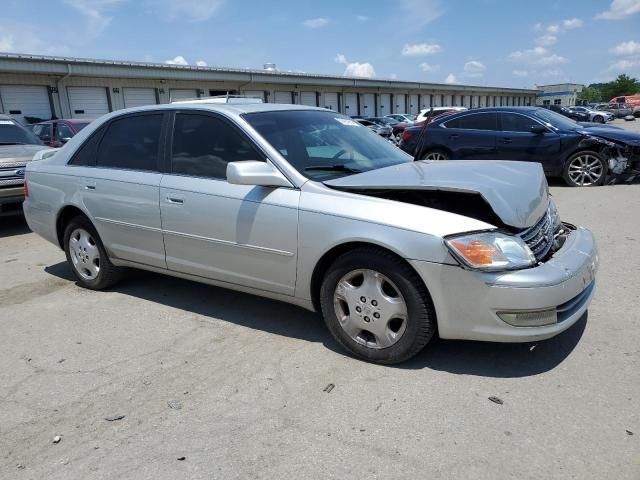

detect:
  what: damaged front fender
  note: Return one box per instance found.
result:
[576,132,640,183]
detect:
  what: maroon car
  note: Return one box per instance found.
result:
[31,119,92,147]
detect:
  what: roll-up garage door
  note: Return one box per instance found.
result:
[0,85,51,123]
[243,90,265,102]
[361,94,375,116]
[123,88,157,108]
[275,91,293,104]
[300,91,317,106]
[67,87,110,119]
[409,94,419,114]
[170,89,198,102]
[323,92,338,111]
[379,94,391,116]
[344,93,358,116]
[394,94,406,113]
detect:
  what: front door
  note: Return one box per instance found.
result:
[160,112,299,296]
[497,112,561,173]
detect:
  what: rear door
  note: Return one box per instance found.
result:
[497,112,562,173]
[439,112,498,159]
[159,111,299,295]
[75,112,167,268]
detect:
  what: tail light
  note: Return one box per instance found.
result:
[23,179,28,198]
[401,130,413,142]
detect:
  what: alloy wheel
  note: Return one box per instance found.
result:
[69,228,101,280]
[567,154,604,186]
[333,269,408,349]
[424,151,447,161]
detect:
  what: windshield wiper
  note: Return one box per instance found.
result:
[305,164,362,174]
[0,142,26,145]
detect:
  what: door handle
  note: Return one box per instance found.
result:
[501,138,513,144]
[85,182,96,190]
[166,195,184,204]
[449,134,460,140]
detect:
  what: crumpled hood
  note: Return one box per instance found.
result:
[579,126,640,144]
[0,144,49,164]
[324,160,549,229]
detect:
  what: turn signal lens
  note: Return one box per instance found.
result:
[449,239,497,266]
[23,179,28,198]
[446,232,535,271]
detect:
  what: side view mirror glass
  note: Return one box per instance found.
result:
[226,160,292,188]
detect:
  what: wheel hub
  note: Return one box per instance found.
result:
[333,269,408,349]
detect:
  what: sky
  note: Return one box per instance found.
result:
[0,0,639,88]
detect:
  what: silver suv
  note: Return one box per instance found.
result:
[24,99,598,364]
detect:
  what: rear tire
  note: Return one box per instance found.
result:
[421,149,450,161]
[562,151,607,187]
[320,247,436,364]
[63,215,123,290]
[593,115,604,124]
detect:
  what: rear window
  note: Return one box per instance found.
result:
[444,113,498,130]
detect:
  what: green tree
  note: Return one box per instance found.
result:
[578,86,602,103]
[600,74,640,101]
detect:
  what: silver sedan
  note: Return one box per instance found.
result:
[24,101,598,364]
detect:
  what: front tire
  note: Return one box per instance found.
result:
[63,216,123,290]
[593,115,604,124]
[563,151,607,187]
[320,247,436,364]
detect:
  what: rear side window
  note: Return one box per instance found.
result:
[171,113,263,179]
[96,114,163,171]
[445,113,497,130]
[501,113,537,132]
[68,127,105,166]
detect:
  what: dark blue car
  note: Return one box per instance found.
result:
[399,107,640,186]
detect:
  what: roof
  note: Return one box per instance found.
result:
[0,52,538,94]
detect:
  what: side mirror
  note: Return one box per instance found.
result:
[530,125,547,134]
[61,137,72,143]
[227,161,292,188]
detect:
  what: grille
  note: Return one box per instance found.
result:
[0,164,26,189]
[517,206,557,262]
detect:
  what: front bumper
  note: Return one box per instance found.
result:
[410,226,598,342]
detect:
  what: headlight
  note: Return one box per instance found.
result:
[445,232,536,271]
[548,200,561,231]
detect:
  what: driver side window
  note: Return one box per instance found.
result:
[171,113,264,180]
[501,113,536,132]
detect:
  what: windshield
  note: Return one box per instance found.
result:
[532,109,581,130]
[377,117,398,125]
[0,122,43,145]
[244,110,411,180]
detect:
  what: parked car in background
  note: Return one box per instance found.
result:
[31,119,92,147]
[568,106,614,123]
[385,113,415,124]
[23,101,598,364]
[365,116,408,142]
[604,103,634,118]
[354,118,393,140]
[399,106,640,187]
[0,114,47,215]
[415,107,466,124]
[609,95,640,116]
[543,104,589,122]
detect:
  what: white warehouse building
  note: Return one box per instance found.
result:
[0,53,538,124]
